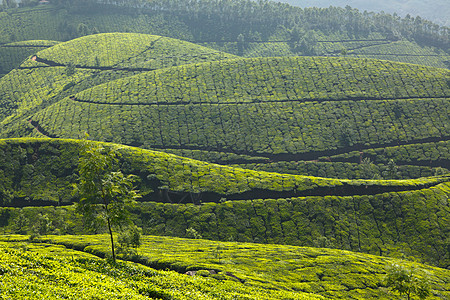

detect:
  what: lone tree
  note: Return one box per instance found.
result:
[385,263,430,300]
[73,139,140,263]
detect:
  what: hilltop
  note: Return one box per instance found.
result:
[0,0,448,71]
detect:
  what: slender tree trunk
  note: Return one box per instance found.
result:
[106,216,116,263]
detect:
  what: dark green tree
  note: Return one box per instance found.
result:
[73,139,141,263]
[385,264,430,300]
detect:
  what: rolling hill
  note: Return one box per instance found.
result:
[0,1,449,297]
[1,235,449,299]
[1,54,446,180]
[0,138,449,268]
[0,1,448,69]
[0,33,236,136]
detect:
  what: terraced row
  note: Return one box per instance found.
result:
[70,56,450,105]
[0,33,236,131]
[25,98,449,157]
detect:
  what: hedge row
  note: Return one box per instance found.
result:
[1,138,447,206]
[72,56,450,105]
[234,160,446,180]
[1,180,449,268]
[324,140,450,166]
[28,97,450,156]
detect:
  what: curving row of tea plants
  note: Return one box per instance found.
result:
[68,56,450,105]
[234,160,446,180]
[27,97,449,156]
[23,234,449,300]
[0,33,235,135]
[4,138,448,206]
[322,141,450,166]
[0,238,320,299]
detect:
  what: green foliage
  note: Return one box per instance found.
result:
[186,227,202,239]
[117,225,142,255]
[74,138,141,263]
[1,138,448,207]
[0,33,236,138]
[17,56,449,159]
[1,239,321,299]
[0,40,59,79]
[0,2,448,68]
[385,264,431,300]
[26,234,450,300]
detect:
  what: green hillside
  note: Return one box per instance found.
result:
[0,1,448,68]
[1,1,449,297]
[0,32,236,135]
[0,138,449,268]
[2,235,448,299]
[1,53,448,180]
[0,40,59,78]
[0,237,322,300]
[7,56,446,179]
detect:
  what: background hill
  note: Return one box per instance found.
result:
[0,0,448,75]
[279,0,450,27]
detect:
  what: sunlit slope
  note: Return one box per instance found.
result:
[66,56,450,104]
[20,57,449,158]
[0,239,321,300]
[21,32,235,69]
[0,138,449,267]
[9,235,448,300]
[2,138,447,205]
[0,33,236,133]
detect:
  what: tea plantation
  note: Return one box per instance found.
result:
[0,0,449,298]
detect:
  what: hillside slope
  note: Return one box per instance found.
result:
[0,32,236,136]
[3,235,448,299]
[0,40,59,79]
[0,2,448,68]
[0,138,448,267]
[6,56,447,180]
[0,237,321,300]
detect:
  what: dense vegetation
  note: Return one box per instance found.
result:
[0,1,448,68]
[11,57,447,172]
[13,235,448,299]
[1,237,322,299]
[0,33,235,137]
[1,1,449,297]
[0,138,449,268]
[0,39,58,78]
